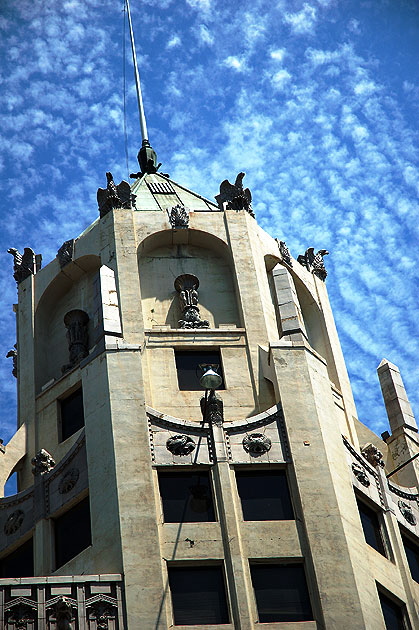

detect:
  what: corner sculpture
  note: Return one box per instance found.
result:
[174,274,209,329]
[6,344,17,378]
[61,309,89,374]
[168,204,189,229]
[297,247,329,280]
[97,171,137,218]
[7,247,42,283]
[215,172,255,217]
[57,239,75,268]
[277,239,292,266]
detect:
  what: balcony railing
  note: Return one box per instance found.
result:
[0,574,125,629]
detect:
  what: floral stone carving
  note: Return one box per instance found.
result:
[32,448,56,475]
[398,500,417,526]
[59,468,80,494]
[361,443,385,468]
[174,274,209,329]
[168,204,189,228]
[243,433,272,455]
[4,509,25,535]
[166,435,196,456]
[352,463,370,487]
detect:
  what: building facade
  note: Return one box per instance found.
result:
[0,167,418,629]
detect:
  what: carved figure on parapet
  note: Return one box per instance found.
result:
[62,309,89,373]
[97,171,137,217]
[276,239,292,266]
[174,274,209,329]
[32,448,56,475]
[297,247,329,280]
[168,204,189,229]
[57,239,75,268]
[215,172,255,217]
[7,247,42,283]
[54,597,74,630]
[6,344,17,378]
[361,443,385,468]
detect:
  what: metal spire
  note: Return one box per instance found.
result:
[125,0,160,176]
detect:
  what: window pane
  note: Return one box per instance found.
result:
[60,388,84,441]
[401,532,419,583]
[236,470,294,521]
[169,566,229,625]
[379,591,406,630]
[158,471,215,522]
[251,564,313,623]
[175,351,224,391]
[0,538,33,577]
[55,496,92,568]
[357,498,386,556]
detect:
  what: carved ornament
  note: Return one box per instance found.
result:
[53,597,74,630]
[166,435,196,456]
[87,602,116,630]
[61,309,89,373]
[97,171,136,217]
[6,344,17,378]
[5,604,36,628]
[3,509,25,535]
[32,448,56,476]
[201,390,224,426]
[297,247,329,280]
[59,468,80,494]
[398,500,417,526]
[278,240,292,266]
[174,274,209,329]
[8,247,42,284]
[352,462,370,487]
[243,433,272,455]
[57,239,75,268]
[361,443,385,468]
[215,172,254,217]
[168,204,189,228]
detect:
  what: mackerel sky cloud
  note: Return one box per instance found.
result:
[0,0,418,445]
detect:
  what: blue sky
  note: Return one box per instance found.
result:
[0,0,418,444]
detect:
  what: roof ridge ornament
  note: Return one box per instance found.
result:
[125,0,161,178]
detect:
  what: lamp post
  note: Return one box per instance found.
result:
[199,366,223,426]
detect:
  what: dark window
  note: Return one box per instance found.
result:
[401,530,419,583]
[175,350,224,391]
[54,496,92,568]
[158,471,215,523]
[0,538,33,577]
[357,497,386,556]
[250,564,313,623]
[60,387,84,442]
[378,591,407,630]
[168,565,229,625]
[236,469,294,521]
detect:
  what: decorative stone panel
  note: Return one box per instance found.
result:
[342,436,384,507]
[0,486,34,553]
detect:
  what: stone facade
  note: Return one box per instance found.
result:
[0,171,418,629]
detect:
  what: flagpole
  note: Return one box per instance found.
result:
[125,0,148,143]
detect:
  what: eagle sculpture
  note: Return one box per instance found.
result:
[215,172,254,217]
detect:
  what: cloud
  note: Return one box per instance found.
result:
[197,24,214,45]
[283,3,317,35]
[167,35,181,49]
[224,56,245,72]
[271,69,292,90]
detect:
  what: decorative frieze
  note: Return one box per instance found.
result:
[297,247,329,280]
[215,172,254,217]
[166,435,196,456]
[62,309,89,373]
[174,274,209,329]
[242,433,272,455]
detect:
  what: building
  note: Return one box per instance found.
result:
[0,142,418,629]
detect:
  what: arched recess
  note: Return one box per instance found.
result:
[35,255,101,390]
[138,230,240,329]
